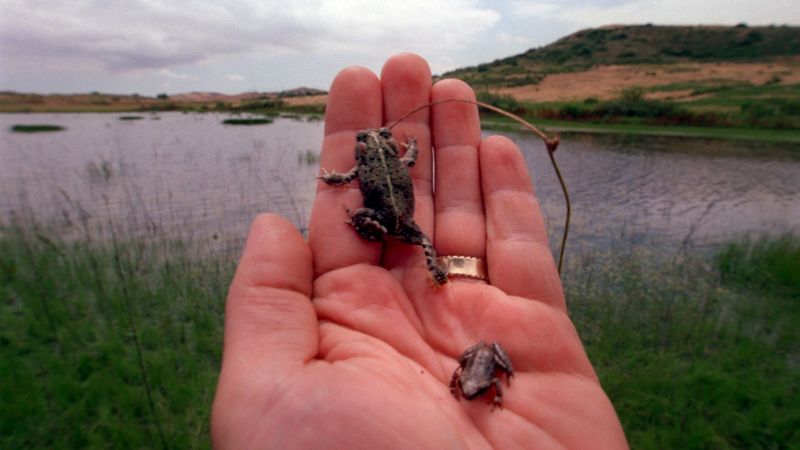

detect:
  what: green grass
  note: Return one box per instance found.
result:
[1,223,797,448]
[716,235,800,297]
[10,124,65,133]
[515,84,800,132]
[568,237,800,448]
[0,226,230,449]
[444,25,800,82]
[482,116,800,143]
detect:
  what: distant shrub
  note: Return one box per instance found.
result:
[506,74,543,87]
[736,31,763,47]
[764,75,782,85]
[557,104,592,120]
[621,87,645,102]
[239,99,284,110]
[475,91,525,115]
[740,99,800,128]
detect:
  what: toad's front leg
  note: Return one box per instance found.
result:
[319,165,358,185]
[399,137,418,167]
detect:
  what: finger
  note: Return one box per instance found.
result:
[379,54,435,272]
[480,136,565,309]
[221,214,316,374]
[431,79,485,261]
[309,66,383,277]
[382,53,433,231]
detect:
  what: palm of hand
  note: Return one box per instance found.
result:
[310,264,613,449]
[215,263,618,448]
[211,54,627,449]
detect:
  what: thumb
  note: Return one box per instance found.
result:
[220,213,317,374]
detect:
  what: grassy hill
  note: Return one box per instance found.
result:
[443,24,800,87]
[440,25,800,133]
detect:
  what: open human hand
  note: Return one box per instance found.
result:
[211,53,627,449]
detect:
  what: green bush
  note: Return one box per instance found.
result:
[475,91,525,115]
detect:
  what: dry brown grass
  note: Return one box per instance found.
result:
[282,94,328,107]
[497,60,800,102]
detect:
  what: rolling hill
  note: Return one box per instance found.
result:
[441,24,800,88]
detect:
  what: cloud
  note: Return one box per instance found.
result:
[510,0,800,27]
[0,0,500,75]
[159,69,199,80]
[224,74,245,82]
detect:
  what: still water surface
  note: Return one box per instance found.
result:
[1,112,798,259]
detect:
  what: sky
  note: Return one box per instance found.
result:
[1,0,798,96]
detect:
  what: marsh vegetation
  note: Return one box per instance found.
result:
[10,124,65,133]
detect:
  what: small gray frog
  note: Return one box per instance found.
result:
[319,127,448,285]
[450,341,515,408]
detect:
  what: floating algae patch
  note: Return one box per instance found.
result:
[119,115,145,121]
[222,117,274,125]
[10,124,64,133]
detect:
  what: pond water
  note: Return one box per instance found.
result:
[1,112,799,260]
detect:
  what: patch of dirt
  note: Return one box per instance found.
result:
[170,92,262,102]
[497,61,800,102]
[282,94,328,106]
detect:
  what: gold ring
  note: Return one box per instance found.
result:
[437,256,488,282]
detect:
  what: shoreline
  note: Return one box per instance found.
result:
[482,117,800,144]
[2,108,798,144]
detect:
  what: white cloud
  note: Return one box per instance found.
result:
[159,69,199,80]
[509,1,562,17]
[0,0,500,75]
[495,32,532,45]
[224,74,245,82]
[511,0,800,27]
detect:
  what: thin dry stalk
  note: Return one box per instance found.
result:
[389,99,571,274]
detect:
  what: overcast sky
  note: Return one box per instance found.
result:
[1,0,798,95]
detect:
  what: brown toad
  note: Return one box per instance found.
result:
[319,127,447,285]
[450,341,514,408]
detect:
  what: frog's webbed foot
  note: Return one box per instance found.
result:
[399,137,418,167]
[347,208,387,241]
[398,219,448,285]
[319,166,358,185]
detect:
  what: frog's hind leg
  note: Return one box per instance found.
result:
[490,378,504,409]
[347,208,387,241]
[398,219,448,285]
[491,342,515,384]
